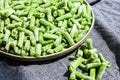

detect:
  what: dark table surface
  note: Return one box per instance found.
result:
[0,0,120,80]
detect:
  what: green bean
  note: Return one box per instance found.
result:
[7,22,22,30]
[5,18,10,25]
[11,40,17,47]
[61,30,75,46]
[24,40,30,51]
[46,8,53,22]
[96,62,107,80]
[42,43,53,53]
[57,1,65,9]
[98,53,111,67]
[11,29,18,38]
[71,18,82,29]
[43,33,58,40]
[56,13,72,21]
[53,10,57,17]
[35,44,42,57]
[28,8,35,19]
[14,46,20,55]
[0,33,4,39]
[92,58,101,63]
[42,40,54,45]
[4,0,10,9]
[76,71,94,80]
[90,68,96,79]
[0,21,4,33]
[69,57,83,72]
[17,27,32,35]
[67,19,73,27]
[57,9,65,16]
[86,38,93,49]
[11,1,23,7]
[86,5,92,25]
[21,49,28,57]
[39,19,54,28]
[29,16,35,31]
[70,24,78,38]
[46,49,54,54]
[87,63,101,69]
[54,35,62,47]
[13,5,26,10]
[61,20,67,29]
[5,40,11,51]
[49,28,59,33]
[30,47,35,56]
[10,15,21,22]
[70,6,78,15]
[69,71,76,80]
[33,12,45,18]
[53,44,64,53]
[3,29,10,42]
[79,63,87,71]
[58,21,63,27]
[18,32,25,48]
[76,49,83,57]
[34,28,39,41]
[0,0,4,10]
[15,11,28,16]
[30,33,36,46]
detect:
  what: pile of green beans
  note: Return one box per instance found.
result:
[0,0,92,57]
[69,38,111,80]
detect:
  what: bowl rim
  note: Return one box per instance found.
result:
[0,0,95,61]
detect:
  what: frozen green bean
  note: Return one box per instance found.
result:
[56,13,72,21]
[35,44,42,57]
[3,29,10,42]
[18,32,25,48]
[43,33,58,40]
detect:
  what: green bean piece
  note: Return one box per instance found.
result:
[11,40,17,47]
[43,33,58,40]
[39,19,54,28]
[21,49,28,57]
[7,22,22,30]
[76,49,83,57]
[96,62,107,80]
[57,9,65,16]
[0,21,4,33]
[30,47,35,56]
[14,46,20,55]
[36,19,40,27]
[70,6,78,15]
[56,1,65,9]
[69,71,76,80]
[17,27,32,35]
[34,28,39,41]
[0,0,4,10]
[3,29,10,42]
[11,29,18,38]
[87,63,101,69]
[42,43,53,53]
[49,28,59,34]
[29,16,35,31]
[67,19,73,27]
[69,57,83,72]
[18,32,25,48]
[54,35,62,47]
[86,38,93,49]
[5,40,11,52]
[58,21,63,27]
[86,5,92,25]
[28,8,35,19]
[0,33,4,39]
[13,4,26,10]
[5,18,10,25]
[46,8,53,22]
[90,68,96,79]
[70,24,78,38]
[61,30,75,46]
[10,15,21,22]
[92,58,101,63]
[24,40,30,51]
[76,71,94,80]
[39,32,44,44]
[11,1,23,7]
[46,49,54,54]
[53,44,64,53]
[98,53,111,67]
[79,63,87,71]
[56,13,72,21]
[15,11,28,16]
[71,18,83,29]
[53,10,57,17]
[30,33,36,46]
[35,44,42,58]
[42,40,54,45]
[61,20,67,29]
[4,0,10,8]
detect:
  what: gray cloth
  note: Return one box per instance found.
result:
[0,0,120,80]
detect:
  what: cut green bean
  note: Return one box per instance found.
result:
[54,35,62,47]
[53,44,64,53]
[24,40,30,51]
[35,44,42,57]
[43,33,58,40]
[87,63,101,69]
[69,71,76,80]
[90,68,96,79]
[30,33,36,46]
[18,32,25,48]
[30,47,35,56]
[56,13,72,21]
[3,29,10,42]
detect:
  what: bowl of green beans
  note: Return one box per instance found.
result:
[0,0,94,61]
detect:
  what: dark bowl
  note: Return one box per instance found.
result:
[0,1,95,61]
